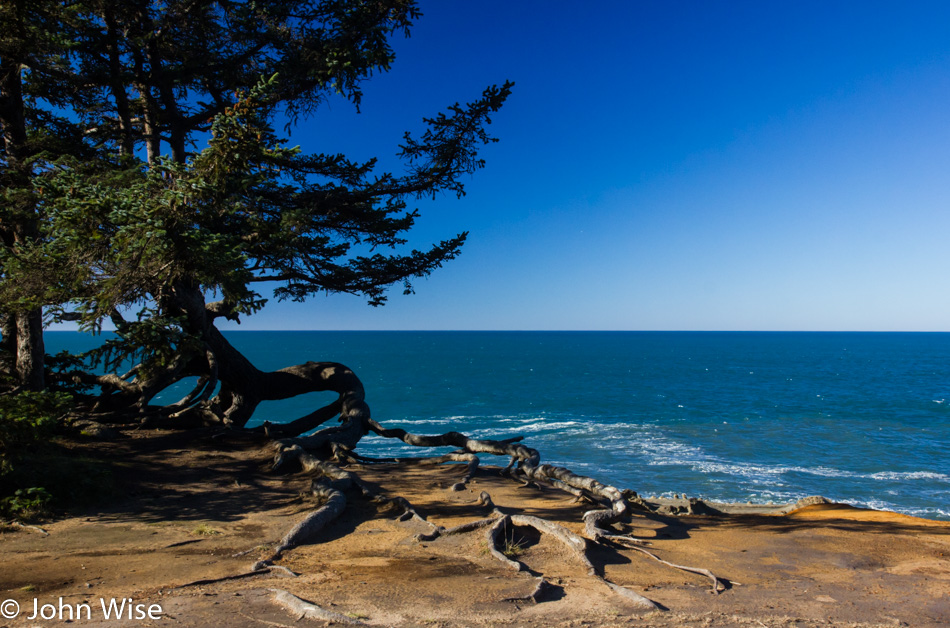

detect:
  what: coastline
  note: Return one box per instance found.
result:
[43,330,950,523]
[1,428,947,627]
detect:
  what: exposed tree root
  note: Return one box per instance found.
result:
[269,589,367,625]
[595,532,652,547]
[253,450,355,569]
[271,484,347,556]
[603,579,662,610]
[65,285,734,618]
[364,420,649,547]
[415,514,497,543]
[256,442,448,569]
[456,493,662,608]
[251,416,729,613]
[111,353,729,616]
[628,545,725,594]
[267,565,299,578]
[487,515,522,571]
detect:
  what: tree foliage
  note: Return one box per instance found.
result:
[0,0,511,423]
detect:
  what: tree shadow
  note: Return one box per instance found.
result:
[68,428,296,523]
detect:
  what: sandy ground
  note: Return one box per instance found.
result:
[1,428,948,627]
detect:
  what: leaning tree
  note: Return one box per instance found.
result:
[1,0,727,610]
[2,0,510,422]
[41,71,512,436]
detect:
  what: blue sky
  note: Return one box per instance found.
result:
[221,2,950,331]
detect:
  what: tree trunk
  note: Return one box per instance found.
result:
[0,8,45,392]
[103,7,135,156]
[205,323,367,433]
[163,284,367,434]
[0,313,15,383]
[14,308,44,391]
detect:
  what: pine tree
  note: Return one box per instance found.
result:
[1,0,511,433]
[1,0,91,390]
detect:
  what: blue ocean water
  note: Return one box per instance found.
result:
[46,331,950,520]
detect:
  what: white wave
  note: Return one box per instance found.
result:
[836,498,902,514]
[680,461,950,483]
[513,420,584,432]
[869,470,949,481]
[392,418,460,426]
[785,466,947,482]
[734,489,801,503]
[684,461,789,478]
[640,451,950,489]
[893,505,950,519]
[382,414,547,428]
[441,414,531,421]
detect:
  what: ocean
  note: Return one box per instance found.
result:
[46,331,950,520]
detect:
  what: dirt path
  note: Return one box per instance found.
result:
[1,429,947,627]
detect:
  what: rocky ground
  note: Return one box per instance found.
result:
[1,428,947,627]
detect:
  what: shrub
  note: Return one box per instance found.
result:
[0,391,72,519]
[0,391,71,459]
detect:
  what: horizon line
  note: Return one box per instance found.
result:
[45,329,950,333]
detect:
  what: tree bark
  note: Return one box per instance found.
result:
[158,283,369,433]
[0,313,15,382]
[14,309,44,391]
[0,8,45,391]
[103,6,135,156]
[206,322,368,431]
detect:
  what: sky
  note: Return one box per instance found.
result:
[196,2,950,331]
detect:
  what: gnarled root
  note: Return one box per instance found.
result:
[487,515,523,571]
[603,579,661,610]
[444,493,660,609]
[253,404,725,613]
[265,441,444,562]
[253,482,346,570]
[269,589,367,625]
[363,422,726,604]
[629,545,725,594]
